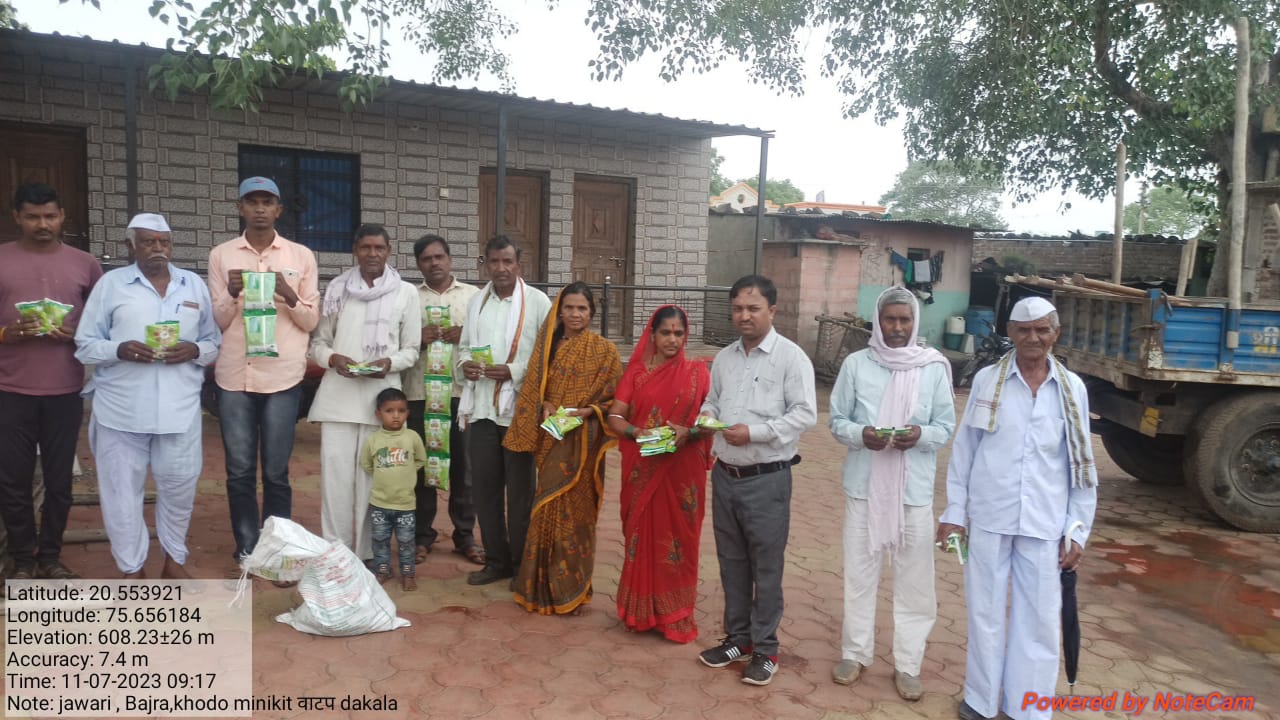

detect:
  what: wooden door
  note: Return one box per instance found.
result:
[571,177,632,336]
[0,122,89,249]
[479,172,546,282]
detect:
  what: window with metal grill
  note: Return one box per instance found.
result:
[238,145,360,253]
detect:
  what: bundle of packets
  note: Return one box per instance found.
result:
[423,349,456,490]
[346,363,383,376]
[874,427,913,439]
[145,320,179,359]
[15,298,74,335]
[936,532,969,565]
[242,271,279,357]
[540,407,582,440]
[470,344,494,367]
[695,415,729,431]
[636,426,677,456]
[424,454,451,492]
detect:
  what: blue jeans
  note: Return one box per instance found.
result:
[217,385,302,560]
[370,506,415,575]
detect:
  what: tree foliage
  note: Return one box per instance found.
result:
[879,160,1006,228]
[583,0,1280,202]
[82,0,516,110]
[710,147,732,196]
[1,0,27,29]
[742,176,804,205]
[1124,184,1218,239]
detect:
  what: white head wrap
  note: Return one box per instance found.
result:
[126,213,171,233]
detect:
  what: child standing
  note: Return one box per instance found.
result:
[360,388,427,591]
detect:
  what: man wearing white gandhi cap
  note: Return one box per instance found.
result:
[938,296,1098,720]
[75,213,221,578]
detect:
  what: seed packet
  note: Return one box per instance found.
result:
[874,427,913,439]
[636,426,677,456]
[424,305,451,328]
[241,271,277,311]
[244,310,279,357]
[145,320,180,349]
[346,363,383,375]
[424,417,451,453]
[425,341,453,375]
[695,416,729,431]
[540,407,583,440]
[424,454,451,491]
[15,298,74,335]
[936,531,969,565]
[424,375,453,414]
[470,344,494,367]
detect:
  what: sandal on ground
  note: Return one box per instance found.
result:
[374,564,394,584]
[415,544,431,564]
[37,561,80,579]
[455,545,486,566]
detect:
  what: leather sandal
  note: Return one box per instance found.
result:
[456,545,486,566]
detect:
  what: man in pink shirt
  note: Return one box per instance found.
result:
[0,183,102,580]
[208,177,320,569]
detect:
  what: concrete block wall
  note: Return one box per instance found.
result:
[0,36,713,291]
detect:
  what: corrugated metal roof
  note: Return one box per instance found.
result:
[2,29,772,140]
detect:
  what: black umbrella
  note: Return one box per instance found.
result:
[1061,568,1080,693]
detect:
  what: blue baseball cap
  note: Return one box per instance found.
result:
[238,176,280,199]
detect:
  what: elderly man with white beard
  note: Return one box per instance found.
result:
[75,213,221,578]
[828,286,955,700]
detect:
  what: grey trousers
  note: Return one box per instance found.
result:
[711,462,792,656]
[467,419,534,574]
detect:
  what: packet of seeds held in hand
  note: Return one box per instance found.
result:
[245,310,279,357]
[241,271,277,311]
[936,532,969,565]
[425,305,451,328]
[695,415,729,431]
[540,407,583,440]
[425,341,453,375]
[470,345,494,367]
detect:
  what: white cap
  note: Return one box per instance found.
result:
[1009,296,1056,322]
[127,213,171,233]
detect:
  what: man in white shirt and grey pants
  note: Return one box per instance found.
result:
[697,275,817,687]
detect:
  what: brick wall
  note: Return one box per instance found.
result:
[0,35,712,289]
[973,237,1185,280]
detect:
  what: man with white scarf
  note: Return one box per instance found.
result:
[939,296,1097,720]
[457,235,550,586]
[828,286,955,700]
[308,224,421,561]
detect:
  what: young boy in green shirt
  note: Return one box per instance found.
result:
[360,388,428,590]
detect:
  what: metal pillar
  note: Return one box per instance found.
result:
[753,136,770,275]
[124,56,139,219]
[495,104,508,241]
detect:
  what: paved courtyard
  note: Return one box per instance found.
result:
[15,387,1280,719]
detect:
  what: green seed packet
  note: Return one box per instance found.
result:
[346,363,382,375]
[424,375,453,414]
[695,416,729,431]
[424,453,451,491]
[241,271,277,311]
[470,344,494,367]
[145,320,180,349]
[936,532,969,565]
[245,310,279,357]
[540,407,583,440]
[15,299,73,335]
[424,417,451,453]
[424,305,451,328]
[425,340,453,375]
[636,426,678,456]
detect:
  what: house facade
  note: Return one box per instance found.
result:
[0,29,767,326]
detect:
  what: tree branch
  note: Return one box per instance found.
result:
[1092,0,1177,120]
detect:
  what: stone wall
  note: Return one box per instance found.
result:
[0,34,712,288]
[973,237,1186,280]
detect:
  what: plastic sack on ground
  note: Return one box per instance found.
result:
[236,517,410,636]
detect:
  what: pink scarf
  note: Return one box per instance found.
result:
[867,288,951,554]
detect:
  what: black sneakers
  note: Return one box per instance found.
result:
[741,653,779,686]
[698,637,753,668]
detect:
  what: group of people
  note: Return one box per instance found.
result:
[0,175,1098,719]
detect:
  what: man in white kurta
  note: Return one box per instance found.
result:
[308,225,420,561]
[828,287,955,700]
[939,297,1098,720]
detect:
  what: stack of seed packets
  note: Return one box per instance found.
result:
[242,271,279,357]
[540,407,582,440]
[423,305,454,491]
[636,426,677,456]
[15,298,74,335]
[695,416,729,431]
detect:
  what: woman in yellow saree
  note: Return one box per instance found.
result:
[503,282,623,615]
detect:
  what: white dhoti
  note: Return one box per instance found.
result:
[89,412,202,574]
[841,498,937,674]
[319,421,376,560]
[963,526,1062,720]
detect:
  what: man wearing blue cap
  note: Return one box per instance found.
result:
[208,177,320,575]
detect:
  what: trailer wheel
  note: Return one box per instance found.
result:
[1099,426,1184,485]
[1183,393,1280,533]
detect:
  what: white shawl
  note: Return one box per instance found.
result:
[457,278,527,428]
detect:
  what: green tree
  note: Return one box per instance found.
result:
[1,0,26,29]
[710,147,732,196]
[742,176,804,205]
[1124,184,1218,239]
[878,160,1006,228]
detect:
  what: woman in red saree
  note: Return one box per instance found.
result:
[504,282,622,615]
[606,305,713,643]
